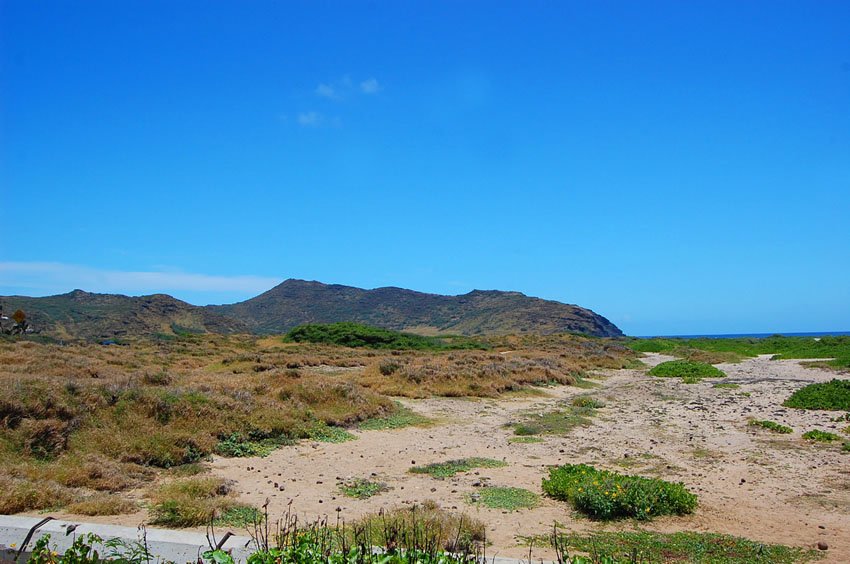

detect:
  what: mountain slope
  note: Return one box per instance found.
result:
[1,290,247,340]
[209,279,623,337]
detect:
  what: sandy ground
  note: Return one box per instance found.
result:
[207,355,850,562]
[56,355,849,562]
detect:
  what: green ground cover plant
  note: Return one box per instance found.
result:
[358,404,431,430]
[648,360,725,381]
[802,429,842,442]
[571,396,605,409]
[784,379,850,410]
[532,530,819,563]
[409,457,507,478]
[283,322,484,351]
[339,478,388,499]
[542,464,697,520]
[712,382,740,389]
[509,436,544,443]
[509,400,600,437]
[467,487,538,510]
[748,420,793,434]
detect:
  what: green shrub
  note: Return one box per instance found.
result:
[283,322,484,351]
[542,464,697,521]
[802,429,842,442]
[748,420,792,434]
[649,360,725,380]
[410,457,507,478]
[784,379,850,411]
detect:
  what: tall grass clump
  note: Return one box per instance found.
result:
[542,464,697,520]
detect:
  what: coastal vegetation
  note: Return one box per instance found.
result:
[648,359,726,381]
[283,322,485,351]
[631,335,850,369]
[542,464,698,521]
[409,457,507,478]
[748,419,793,434]
[784,379,850,410]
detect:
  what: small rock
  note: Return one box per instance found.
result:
[817,542,828,551]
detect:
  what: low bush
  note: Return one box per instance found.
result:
[649,360,725,380]
[748,419,792,434]
[542,464,697,520]
[784,379,850,411]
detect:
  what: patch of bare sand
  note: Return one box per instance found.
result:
[85,355,848,562]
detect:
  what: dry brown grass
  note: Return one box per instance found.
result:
[0,332,635,516]
[65,494,138,516]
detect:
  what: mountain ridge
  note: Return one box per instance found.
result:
[209,278,623,337]
[2,279,624,340]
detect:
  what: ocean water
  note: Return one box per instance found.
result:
[639,331,850,339]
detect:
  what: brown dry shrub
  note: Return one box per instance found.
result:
[0,476,77,514]
[66,494,138,516]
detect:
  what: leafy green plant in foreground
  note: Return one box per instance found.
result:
[784,379,850,411]
[535,530,820,564]
[649,360,725,381]
[409,457,507,478]
[542,464,697,521]
[748,419,793,434]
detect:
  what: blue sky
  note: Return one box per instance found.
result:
[1,1,849,336]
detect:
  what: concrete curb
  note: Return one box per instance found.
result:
[0,516,551,564]
[0,516,254,563]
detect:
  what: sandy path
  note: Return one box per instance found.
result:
[204,355,850,561]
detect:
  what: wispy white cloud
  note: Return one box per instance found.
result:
[296,111,341,128]
[315,83,339,100]
[0,262,279,299]
[360,78,381,94]
[297,111,323,126]
[312,76,382,100]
